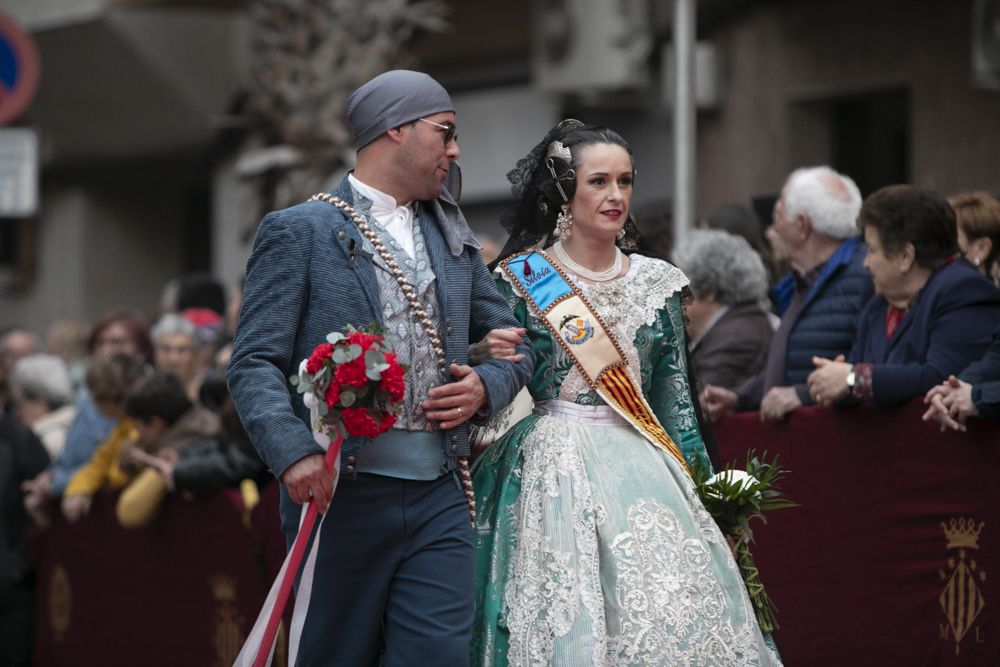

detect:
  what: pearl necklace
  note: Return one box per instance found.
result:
[552,241,623,282]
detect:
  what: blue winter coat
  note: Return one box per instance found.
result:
[738,237,872,409]
[778,237,874,387]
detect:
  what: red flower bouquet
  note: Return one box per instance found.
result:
[291,325,406,440]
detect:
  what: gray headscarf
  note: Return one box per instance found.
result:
[346,70,455,150]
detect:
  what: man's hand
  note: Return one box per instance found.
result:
[281,453,336,514]
[807,355,850,407]
[700,385,738,423]
[759,386,802,423]
[422,363,487,429]
[22,469,53,499]
[117,436,146,470]
[22,470,54,527]
[923,375,978,432]
[131,448,180,489]
[61,493,92,523]
[469,328,527,365]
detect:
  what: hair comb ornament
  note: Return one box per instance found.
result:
[544,139,575,203]
[545,139,571,163]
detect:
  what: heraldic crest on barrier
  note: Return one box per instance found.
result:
[939,517,987,655]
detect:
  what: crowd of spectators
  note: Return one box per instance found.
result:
[0,273,265,664]
[668,169,1000,434]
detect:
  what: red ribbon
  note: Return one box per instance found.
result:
[249,432,343,667]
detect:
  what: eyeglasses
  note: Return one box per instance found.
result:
[417,118,458,146]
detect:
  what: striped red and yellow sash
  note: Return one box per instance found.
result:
[501,251,690,474]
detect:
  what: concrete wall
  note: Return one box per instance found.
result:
[0,177,182,332]
[697,0,1000,215]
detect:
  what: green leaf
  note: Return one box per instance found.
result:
[341,390,356,407]
[345,344,363,362]
[365,348,386,367]
[326,332,347,344]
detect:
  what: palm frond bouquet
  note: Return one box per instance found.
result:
[692,451,797,634]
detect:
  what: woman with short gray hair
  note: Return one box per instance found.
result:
[674,229,774,390]
[9,354,78,459]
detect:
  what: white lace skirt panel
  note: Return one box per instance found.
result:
[505,413,780,667]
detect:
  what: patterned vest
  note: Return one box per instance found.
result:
[352,192,447,479]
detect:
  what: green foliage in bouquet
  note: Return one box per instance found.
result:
[691,451,797,635]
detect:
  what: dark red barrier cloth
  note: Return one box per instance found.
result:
[715,400,1000,666]
[32,488,279,667]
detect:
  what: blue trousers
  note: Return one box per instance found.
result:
[288,473,473,666]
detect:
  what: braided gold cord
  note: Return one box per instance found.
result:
[310,193,477,526]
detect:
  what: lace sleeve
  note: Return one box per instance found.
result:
[647,292,712,471]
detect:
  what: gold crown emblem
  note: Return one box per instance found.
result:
[209,574,237,602]
[941,517,984,550]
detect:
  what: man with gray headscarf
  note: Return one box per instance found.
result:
[229,70,533,665]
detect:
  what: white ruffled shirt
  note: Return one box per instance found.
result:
[348,173,416,259]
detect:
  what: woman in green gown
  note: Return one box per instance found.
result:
[471,121,781,666]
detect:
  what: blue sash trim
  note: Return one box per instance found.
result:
[505,252,573,312]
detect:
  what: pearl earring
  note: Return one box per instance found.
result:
[555,204,573,239]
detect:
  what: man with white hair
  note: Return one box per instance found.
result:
[9,354,77,459]
[0,327,42,414]
[702,166,874,422]
[151,314,201,400]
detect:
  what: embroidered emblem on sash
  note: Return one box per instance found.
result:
[938,517,987,655]
[559,314,593,345]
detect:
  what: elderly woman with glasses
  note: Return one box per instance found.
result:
[673,228,774,391]
[808,185,1000,408]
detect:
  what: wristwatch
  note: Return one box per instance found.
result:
[846,365,857,393]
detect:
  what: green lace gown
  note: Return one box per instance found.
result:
[471,255,781,667]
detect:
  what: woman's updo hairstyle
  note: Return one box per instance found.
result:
[492,119,645,266]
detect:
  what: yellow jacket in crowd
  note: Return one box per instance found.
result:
[64,419,139,496]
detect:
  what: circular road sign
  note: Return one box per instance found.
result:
[0,11,40,126]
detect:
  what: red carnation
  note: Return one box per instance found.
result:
[347,331,379,351]
[378,412,397,433]
[334,357,368,387]
[380,352,406,402]
[306,343,334,374]
[341,407,395,438]
[324,381,341,410]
